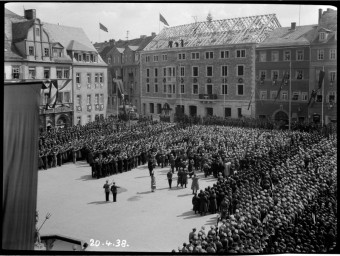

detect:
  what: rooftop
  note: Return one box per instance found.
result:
[144,14,281,51]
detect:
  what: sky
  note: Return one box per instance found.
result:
[5,2,337,44]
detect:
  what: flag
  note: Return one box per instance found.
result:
[275,72,288,102]
[46,80,58,109]
[308,89,318,106]
[247,91,254,110]
[318,70,325,89]
[99,22,108,32]
[160,13,169,26]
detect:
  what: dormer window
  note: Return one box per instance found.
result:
[53,48,63,58]
[319,32,327,41]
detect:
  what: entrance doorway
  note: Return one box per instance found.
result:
[189,106,197,117]
[274,111,288,123]
[206,107,213,116]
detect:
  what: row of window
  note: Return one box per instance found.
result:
[316,49,336,61]
[76,94,104,105]
[145,49,247,62]
[259,70,336,81]
[42,91,71,105]
[145,83,246,96]
[73,52,98,63]
[12,66,71,79]
[259,90,336,102]
[258,49,336,62]
[76,114,104,125]
[75,72,104,84]
[28,46,63,58]
[146,65,245,78]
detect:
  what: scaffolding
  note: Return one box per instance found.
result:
[144,14,281,50]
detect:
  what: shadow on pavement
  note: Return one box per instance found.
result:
[177,210,195,217]
[127,195,142,201]
[77,175,94,181]
[88,201,112,205]
[204,216,218,226]
[177,193,193,197]
[135,176,150,179]
[136,191,153,195]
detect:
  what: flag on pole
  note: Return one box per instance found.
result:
[275,72,288,102]
[46,80,58,109]
[99,23,108,32]
[160,13,169,26]
[247,91,254,110]
[318,70,325,89]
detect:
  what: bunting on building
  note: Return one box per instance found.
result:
[44,79,59,109]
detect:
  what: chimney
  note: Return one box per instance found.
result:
[319,8,322,23]
[24,9,36,20]
[151,32,156,37]
[291,22,296,30]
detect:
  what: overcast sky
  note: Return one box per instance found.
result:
[5,3,337,44]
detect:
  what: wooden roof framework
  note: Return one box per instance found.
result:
[144,14,281,50]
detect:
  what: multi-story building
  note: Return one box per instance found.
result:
[309,8,337,124]
[255,22,316,123]
[5,8,108,128]
[101,34,155,116]
[140,15,281,120]
[4,8,73,130]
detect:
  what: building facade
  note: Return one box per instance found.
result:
[5,8,108,128]
[309,8,337,124]
[140,15,281,120]
[255,23,316,124]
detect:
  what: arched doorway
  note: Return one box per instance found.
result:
[56,115,69,129]
[274,111,288,122]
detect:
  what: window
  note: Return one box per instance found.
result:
[146,56,150,62]
[44,48,49,57]
[180,67,185,77]
[221,84,228,95]
[260,91,267,100]
[319,32,326,41]
[28,67,36,79]
[292,91,300,101]
[270,91,277,100]
[155,84,158,93]
[283,71,290,80]
[76,73,81,83]
[316,91,322,102]
[236,49,246,58]
[297,50,304,61]
[296,70,303,80]
[146,84,150,93]
[301,92,308,101]
[284,51,291,61]
[77,116,81,125]
[78,54,82,61]
[206,84,213,94]
[87,73,91,84]
[259,51,266,62]
[153,55,159,62]
[108,57,111,64]
[87,95,91,105]
[95,94,99,104]
[86,55,90,62]
[237,65,244,76]
[271,51,279,61]
[259,70,266,80]
[163,84,167,93]
[237,84,244,95]
[281,91,288,100]
[180,84,185,94]
[317,49,324,60]
[193,84,198,94]
[330,71,336,82]
[76,95,81,106]
[43,68,50,79]
[94,73,99,83]
[36,28,40,36]
[163,67,166,77]
[172,84,176,94]
[192,67,199,77]
[64,69,69,79]
[225,108,231,118]
[330,49,336,60]
[205,51,214,59]
[221,66,228,77]
[206,66,213,77]
[29,46,34,56]
[162,54,167,61]
[87,115,91,123]
[191,52,199,60]
[178,53,186,60]
[272,70,279,80]
[157,104,162,114]
[61,91,70,103]
[328,91,336,103]
[149,103,154,113]
[12,66,20,79]
[220,50,229,59]
[99,73,103,83]
[146,69,150,77]
[154,68,158,77]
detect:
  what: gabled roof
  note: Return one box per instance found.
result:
[258,24,316,47]
[52,42,64,48]
[144,14,281,51]
[117,47,125,54]
[67,40,95,52]
[5,37,23,60]
[128,45,139,51]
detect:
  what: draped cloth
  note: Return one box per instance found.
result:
[3,82,42,250]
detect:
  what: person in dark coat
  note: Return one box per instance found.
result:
[192,193,200,214]
[167,170,173,189]
[110,182,120,202]
[103,180,111,202]
[199,191,208,216]
[182,169,188,188]
[209,192,218,214]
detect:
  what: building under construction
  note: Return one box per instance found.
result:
[140,14,281,119]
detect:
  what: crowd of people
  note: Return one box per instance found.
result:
[37,116,337,253]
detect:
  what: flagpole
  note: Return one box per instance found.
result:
[289,58,292,131]
[98,21,100,43]
[322,66,324,126]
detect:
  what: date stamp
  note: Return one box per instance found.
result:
[89,239,129,248]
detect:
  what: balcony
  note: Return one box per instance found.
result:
[39,103,73,114]
[199,94,218,100]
